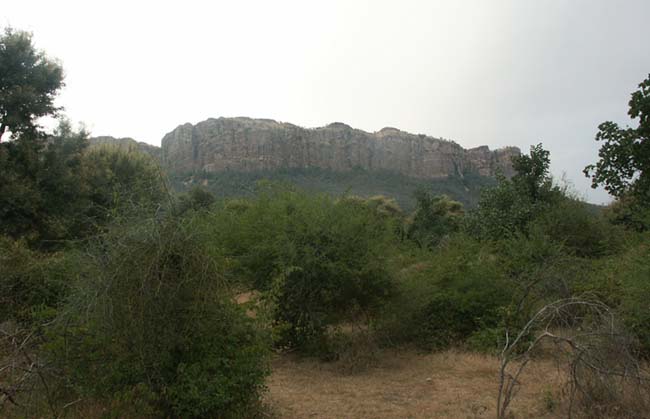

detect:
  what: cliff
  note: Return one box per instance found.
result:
[161,117,519,179]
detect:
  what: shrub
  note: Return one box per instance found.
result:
[617,240,650,357]
[0,236,71,323]
[466,326,507,354]
[80,145,167,226]
[464,144,564,241]
[577,236,650,357]
[496,228,589,305]
[50,217,270,417]
[204,186,397,353]
[604,194,650,232]
[0,123,88,247]
[406,192,464,249]
[533,198,623,258]
[0,131,168,250]
[175,186,216,214]
[377,235,513,350]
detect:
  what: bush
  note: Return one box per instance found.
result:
[0,131,168,249]
[496,228,590,305]
[377,235,513,350]
[80,144,167,226]
[617,240,650,357]
[466,326,507,354]
[0,236,71,323]
[464,144,564,241]
[0,124,88,247]
[577,236,650,357]
[604,194,650,232]
[533,198,623,258]
[175,186,216,214]
[203,185,397,353]
[406,192,464,249]
[50,217,269,417]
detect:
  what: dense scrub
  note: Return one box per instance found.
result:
[169,166,496,211]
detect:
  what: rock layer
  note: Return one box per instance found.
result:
[158,117,520,179]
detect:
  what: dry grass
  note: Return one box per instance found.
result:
[6,346,646,418]
[265,349,564,419]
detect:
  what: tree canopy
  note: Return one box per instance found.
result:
[0,30,165,247]
[0,27,64,141]
[584,74,650,202]
[465,143,562,240]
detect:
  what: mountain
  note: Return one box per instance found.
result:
[93,117,521,209]
[161,117,519,179]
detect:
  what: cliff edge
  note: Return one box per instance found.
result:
[161,117,520,179]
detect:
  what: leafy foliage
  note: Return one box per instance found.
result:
[80,143,167,226]
[585,74,650,202]
[204,185,397,352]
[0,126,167,248]
[465,143,562,240]
[585,238,650,357]
[603,193,650,232]
[0,27,64,141]
[377,236,513,350]
[0,121,88,246]
[532,198,623,258]
[0,236,70,323]
[618,242,650,357]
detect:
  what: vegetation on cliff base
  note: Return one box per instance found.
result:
[169,166,497,211]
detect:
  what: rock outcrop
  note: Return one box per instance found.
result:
[161,117,520,179]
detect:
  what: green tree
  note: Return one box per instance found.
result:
[0,122,167,247]
[584,74,650,201]
[0,27,64,141]
[81,144,167,227]
[511,143,552,200]
[465,143,562,240]
[0,120,88,246]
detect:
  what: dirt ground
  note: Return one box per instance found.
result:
[264,349,563,419]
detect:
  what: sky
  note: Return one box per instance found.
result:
[4,0,650,204]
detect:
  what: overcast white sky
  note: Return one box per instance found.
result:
[4,0,650,203]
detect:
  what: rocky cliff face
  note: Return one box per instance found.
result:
[161,117,520,179]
